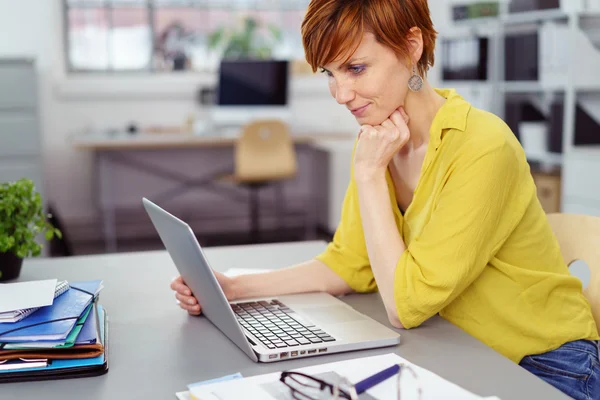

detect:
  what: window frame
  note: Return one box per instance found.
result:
[63,0,309,75]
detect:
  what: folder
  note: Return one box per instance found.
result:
[0,303,94,350]
[0,303,103,360]
[0,305,109,383]
[0,280,102,343]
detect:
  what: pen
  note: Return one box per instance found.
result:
[354,364,401,394]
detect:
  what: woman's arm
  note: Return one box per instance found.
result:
[231,258,354,300]
[355,174,406,328]
[172,258,354,316]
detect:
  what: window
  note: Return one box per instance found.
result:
[65,0,309,73]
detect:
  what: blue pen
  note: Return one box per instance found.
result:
[354,364,400,394]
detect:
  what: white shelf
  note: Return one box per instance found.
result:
[440,80,492,87]
[501,81,564,93]
[499,81,600,93]
[502,8,568,25]
[452,9,600,28]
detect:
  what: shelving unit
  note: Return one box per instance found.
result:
[441,4,600,213]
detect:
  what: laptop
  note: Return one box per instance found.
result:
[143,198,400,363]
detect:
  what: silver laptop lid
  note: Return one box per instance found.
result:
[142,198,258,362]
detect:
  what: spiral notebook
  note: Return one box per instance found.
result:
[0,281,102,342]
[0,281,70,323]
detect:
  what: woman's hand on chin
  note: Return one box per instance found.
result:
[354,106,410,182]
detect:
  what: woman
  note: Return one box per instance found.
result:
[172,1,600,398]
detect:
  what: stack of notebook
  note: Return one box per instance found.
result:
[0,280,109,383]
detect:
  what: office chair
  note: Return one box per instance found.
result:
[223,119,297,242]
[546,213,600,328]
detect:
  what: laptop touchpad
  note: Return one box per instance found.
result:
[302,306,366,324]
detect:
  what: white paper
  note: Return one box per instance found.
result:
[175,391,192,400]
[224,268,271,277]
[191,353,502,400]
[0,279,57,313]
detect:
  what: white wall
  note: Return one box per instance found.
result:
[0,0,454,235]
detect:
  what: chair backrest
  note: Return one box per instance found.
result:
[235,119,297,182]
[546,213,600,328]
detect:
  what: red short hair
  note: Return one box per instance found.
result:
[301,0,437,77]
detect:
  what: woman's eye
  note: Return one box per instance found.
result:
[319,68,333,77]
[349,65,365,74]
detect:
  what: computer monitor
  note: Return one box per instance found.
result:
[210,59,291,132]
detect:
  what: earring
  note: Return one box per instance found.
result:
[408,65,423,92]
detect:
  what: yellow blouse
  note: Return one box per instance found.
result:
[316,88,599,363]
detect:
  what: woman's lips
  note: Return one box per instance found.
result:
[351,104,370,117]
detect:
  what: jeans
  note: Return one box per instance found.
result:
[519,339,600,400]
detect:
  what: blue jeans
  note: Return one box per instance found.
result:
[519,340,600,400]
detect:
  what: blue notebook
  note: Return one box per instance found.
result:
[0,281,102,343]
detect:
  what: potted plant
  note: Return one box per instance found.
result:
[0,178,61,281]
[208,15,283,60]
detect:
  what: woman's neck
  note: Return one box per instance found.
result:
[402,80,446,151]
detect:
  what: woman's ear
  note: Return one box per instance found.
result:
[407,27,424,65]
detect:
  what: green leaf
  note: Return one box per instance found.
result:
[0,178,61,257]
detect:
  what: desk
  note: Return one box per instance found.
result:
[6,241,567,399]
[72,132,351,252]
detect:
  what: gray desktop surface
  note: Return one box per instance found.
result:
[7,241,567,399]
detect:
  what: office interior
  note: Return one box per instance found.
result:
[2,0,600,263]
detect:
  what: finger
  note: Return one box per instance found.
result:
[398,106,410,124]
[180,301,202,315]
[188,306,202,316]
[170,276,182,290]
[389,110,407,130]
[380,119,396,131]
[175,292,198,306]
[358,124,372,139]
[172,282,192,296]
[176,294,201,312]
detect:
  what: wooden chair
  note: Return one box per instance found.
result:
[224,119,297,242]
[546,213,600,328]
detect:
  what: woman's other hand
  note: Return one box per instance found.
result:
[170,272,236,316]
[354,107,410,182]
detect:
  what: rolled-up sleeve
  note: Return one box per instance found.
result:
[395,143,528,328]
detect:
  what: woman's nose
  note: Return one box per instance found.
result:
[332,81,355,105]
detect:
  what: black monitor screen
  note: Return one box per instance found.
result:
[217,60,289,106]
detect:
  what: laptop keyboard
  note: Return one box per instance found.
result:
[232,299,336,349]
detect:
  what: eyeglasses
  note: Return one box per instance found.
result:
[279,363,423,400]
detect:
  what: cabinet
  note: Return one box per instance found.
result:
[0,59,44,200]
[442,5,600,214]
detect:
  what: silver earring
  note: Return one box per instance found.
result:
[408,65,423,92]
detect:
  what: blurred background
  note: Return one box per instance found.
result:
[1,0,599,257]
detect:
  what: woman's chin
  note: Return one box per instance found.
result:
[354,114,386,127]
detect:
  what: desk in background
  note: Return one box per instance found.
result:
[72,132,354,252]
[6,241,567,399]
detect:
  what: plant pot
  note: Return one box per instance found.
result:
[0,252,23,281]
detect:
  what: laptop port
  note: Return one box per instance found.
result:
[307,349,317,354]
[291,351,298,357]
[269,354,278,359]
[300,351,306,355]
[280,352,289,358]
[318,348,327,353]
